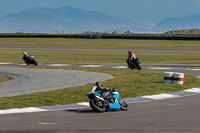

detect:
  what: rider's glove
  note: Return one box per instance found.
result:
[111,88,116,92]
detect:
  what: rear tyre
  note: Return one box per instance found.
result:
[119,100,128,110]
[89,99,106,113]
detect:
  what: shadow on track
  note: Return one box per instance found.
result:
[66,109,96,113]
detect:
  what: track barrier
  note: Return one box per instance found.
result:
[173,73,184,84]
[164,72,174,83]
[164,72,184,84]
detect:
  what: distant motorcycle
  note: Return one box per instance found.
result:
[86,88,128,112]
[128,58,141,70]
[24,56,38,66]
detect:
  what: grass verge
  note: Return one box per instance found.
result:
[0,67,199,110]
[0,75,11,84]
[0,49,200,65]
[0,38,200,49]
[0,38,199,110]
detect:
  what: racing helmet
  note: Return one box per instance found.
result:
[23,52,28,56]
[95,82,103,87]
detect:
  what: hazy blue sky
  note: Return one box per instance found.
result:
[1,0,200,26]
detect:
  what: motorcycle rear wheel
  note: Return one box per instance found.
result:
[119,100,128,110]
[89,99,106,113]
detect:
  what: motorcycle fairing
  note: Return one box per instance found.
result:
[86,92,101,97]
[106,91,120,110]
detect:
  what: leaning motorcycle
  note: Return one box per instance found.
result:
[128,58,141,70]
[24,56,38,66]
[86,88,128,112]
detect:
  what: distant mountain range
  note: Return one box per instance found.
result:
[1,6,200,33]
[154,14,200,31]
[0,6,148,33]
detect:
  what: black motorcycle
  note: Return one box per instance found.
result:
[24,56,38,66]
[128,58,141,70]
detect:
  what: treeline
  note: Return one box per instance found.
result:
[0,33,200,40]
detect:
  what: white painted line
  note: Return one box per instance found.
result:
[143,93,180,100]
[46,64,71,67]
[17,64,27,66]
[77,65,103,68]
[149,68,173,70]
[37,122,57,125]
[183,88,200,93]
[112,66,127,69]
[77,102,90,106]
[0,107,47,115]
[0,63,13,65]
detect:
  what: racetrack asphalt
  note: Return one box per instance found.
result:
[0,45,199,132]
[0,64,199,132]
[0,67,112,97]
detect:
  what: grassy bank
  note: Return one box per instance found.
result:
[0,67,199,110]
[0,75,11,84]
[0,38,199,109]
[0,38,200,49]
[0,49,200,65]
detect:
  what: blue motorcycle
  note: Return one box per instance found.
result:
[86,88,128,112]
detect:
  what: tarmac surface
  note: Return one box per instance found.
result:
[0,67,112,97]
[0,46,199,132]
[2,95,200,133]
[0,64,199,132]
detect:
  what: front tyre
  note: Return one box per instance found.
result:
[34,61,38,66]
[89,99,106,113]
[137,64,141,70]
[119,100,128,110]
[33,59,38,66]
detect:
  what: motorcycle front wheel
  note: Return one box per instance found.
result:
[89,99,106,113]
[119,100,128,110]
[137,64,141,70]
[32,59,38,66]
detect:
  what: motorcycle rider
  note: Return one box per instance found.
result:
[126,51,136,68]
[23,52,30,61]
[91,82,115,98]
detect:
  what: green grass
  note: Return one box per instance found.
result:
[0,49,200,65]
[0,76,11,84]
[0,67,199,110]
[0,38,200,49]
[0,38,199,109]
